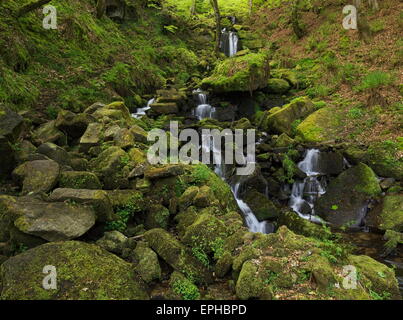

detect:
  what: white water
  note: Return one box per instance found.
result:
[289,149,326,223]
[132,98,155,119]
[196,95,267,233]
[193,89,216,120]
[220,28,239,57]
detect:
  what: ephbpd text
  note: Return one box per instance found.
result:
[156,304,247,317]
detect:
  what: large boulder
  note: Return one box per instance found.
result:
[49,188,115,222]
[316,163,382,228]
[12,160,60,195]
[144,228,213,284]
[79,123,103,153]
[144,165,184,180]
[145,204,170,230]
[296,107,340,143]
[36,142,70,166]
[266,78,290,94]
[132,242,161,283]
[201,52,270,93]
[0,196,96,242]
[266,97,315,135]
[0,241,149,300]
[367,194,403,232]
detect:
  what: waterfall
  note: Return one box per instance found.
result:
[289,149,326,223]
[196,96,267,234]
[220,28,239,57]
[132,98,155,119]
[193,89,216,120]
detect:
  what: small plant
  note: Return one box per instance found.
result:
[348,107,364,119]
[192,246,210,268]
[172,279,200,300]
[357,71,393,92]
[163,25,179,34]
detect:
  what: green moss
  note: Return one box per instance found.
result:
[378,195,403,232]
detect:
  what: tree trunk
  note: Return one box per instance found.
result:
[210,0,221,55]
[291,0,304,39]
[16,0,52,17]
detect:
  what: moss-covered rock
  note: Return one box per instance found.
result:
[266,96,315,135]
[236,260,273,300]
[96,231,127,254]
[316,163,381,228]
[201,52,269,93]
[133,242,161,283]
[193,186,216,208]
[49,188,115,222]
[374,195,402,232]
[243,190,280,221]
[145,204,170,230]
[169,271,200,300]
[181,213,228,257]
[144,228,213,284]
[0,241,149,300]
[79,122,104,153]
[215,251,233,278]
[89,146,130,189]
[32,121,66,146]
[59,171,102,189]
[295,107,340,143]
[145,165,184,180]
[178,186,199,210]
[12,160,60,195]
[55,110,93,139]
[36,142,70,166]
[274,133,295,148]
[349,255,401,300]
[266,78,290,94]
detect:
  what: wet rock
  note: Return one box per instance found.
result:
[150,102,178,115]
[0,241,149,300]
[129,125,148,143]
[12,160,60,195]
[380,178,396,190]
[55,110,93,139]
[114,128,135,149]
[59,171,102,189]
[49,188,115,222]
[317,151,344,175]
[367,194,403,232]
[193,186,215,208]
[274,133,295,148]
[243,190,280,221]
[37,142,70,166]
[278,211,330,239]
[178,186,199,210]
[144,228,213,284]
[236,260,273,300]
[316,163,382,228]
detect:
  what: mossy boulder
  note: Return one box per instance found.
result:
[12,160,60,195]
[144,228,213,284]
[32,121,66,146]
[367,195,403,232]
[181,213,228,256]
[0,241,149,300]
[36,142,70,166]
[79,123,104,153]
[49,188,115,222]
[0,104,24,141]
[133,242,161,283]
[145,204,170,230]
[113,128,135,149]
[0,196,96,243]
[96,230,127,254]
[266,97,315,135]
[274,133,295,148]
[243,190,280,221]
[59,171,102,189]
[193,186,216,208]
[178,186,199,210]
[201,53,269,93]
[349,255,401,300]
[236,260,273,300]
[150,102,178,115]
[89,146,131,189]
[295,107,340,143]
[316,163,381,228]
[278,211,331,240]
[144,165,184,180]
[266,78,290,94]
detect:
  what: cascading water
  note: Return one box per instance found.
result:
[220,28,239,57]
[132,98,155,119]
[193,89,216,120]
[196,99,267,233]
[289,149,326,223]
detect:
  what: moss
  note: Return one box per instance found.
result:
[266,78,290,94]
[296,107,340,143]
[59,171,102,189]
[133,243,161,283]
[0,241,149,300]
[170,272,200,301]
[145,204,170,230]
[243,190,280,220]
[200,52,270,93]
[378,195,403,232]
